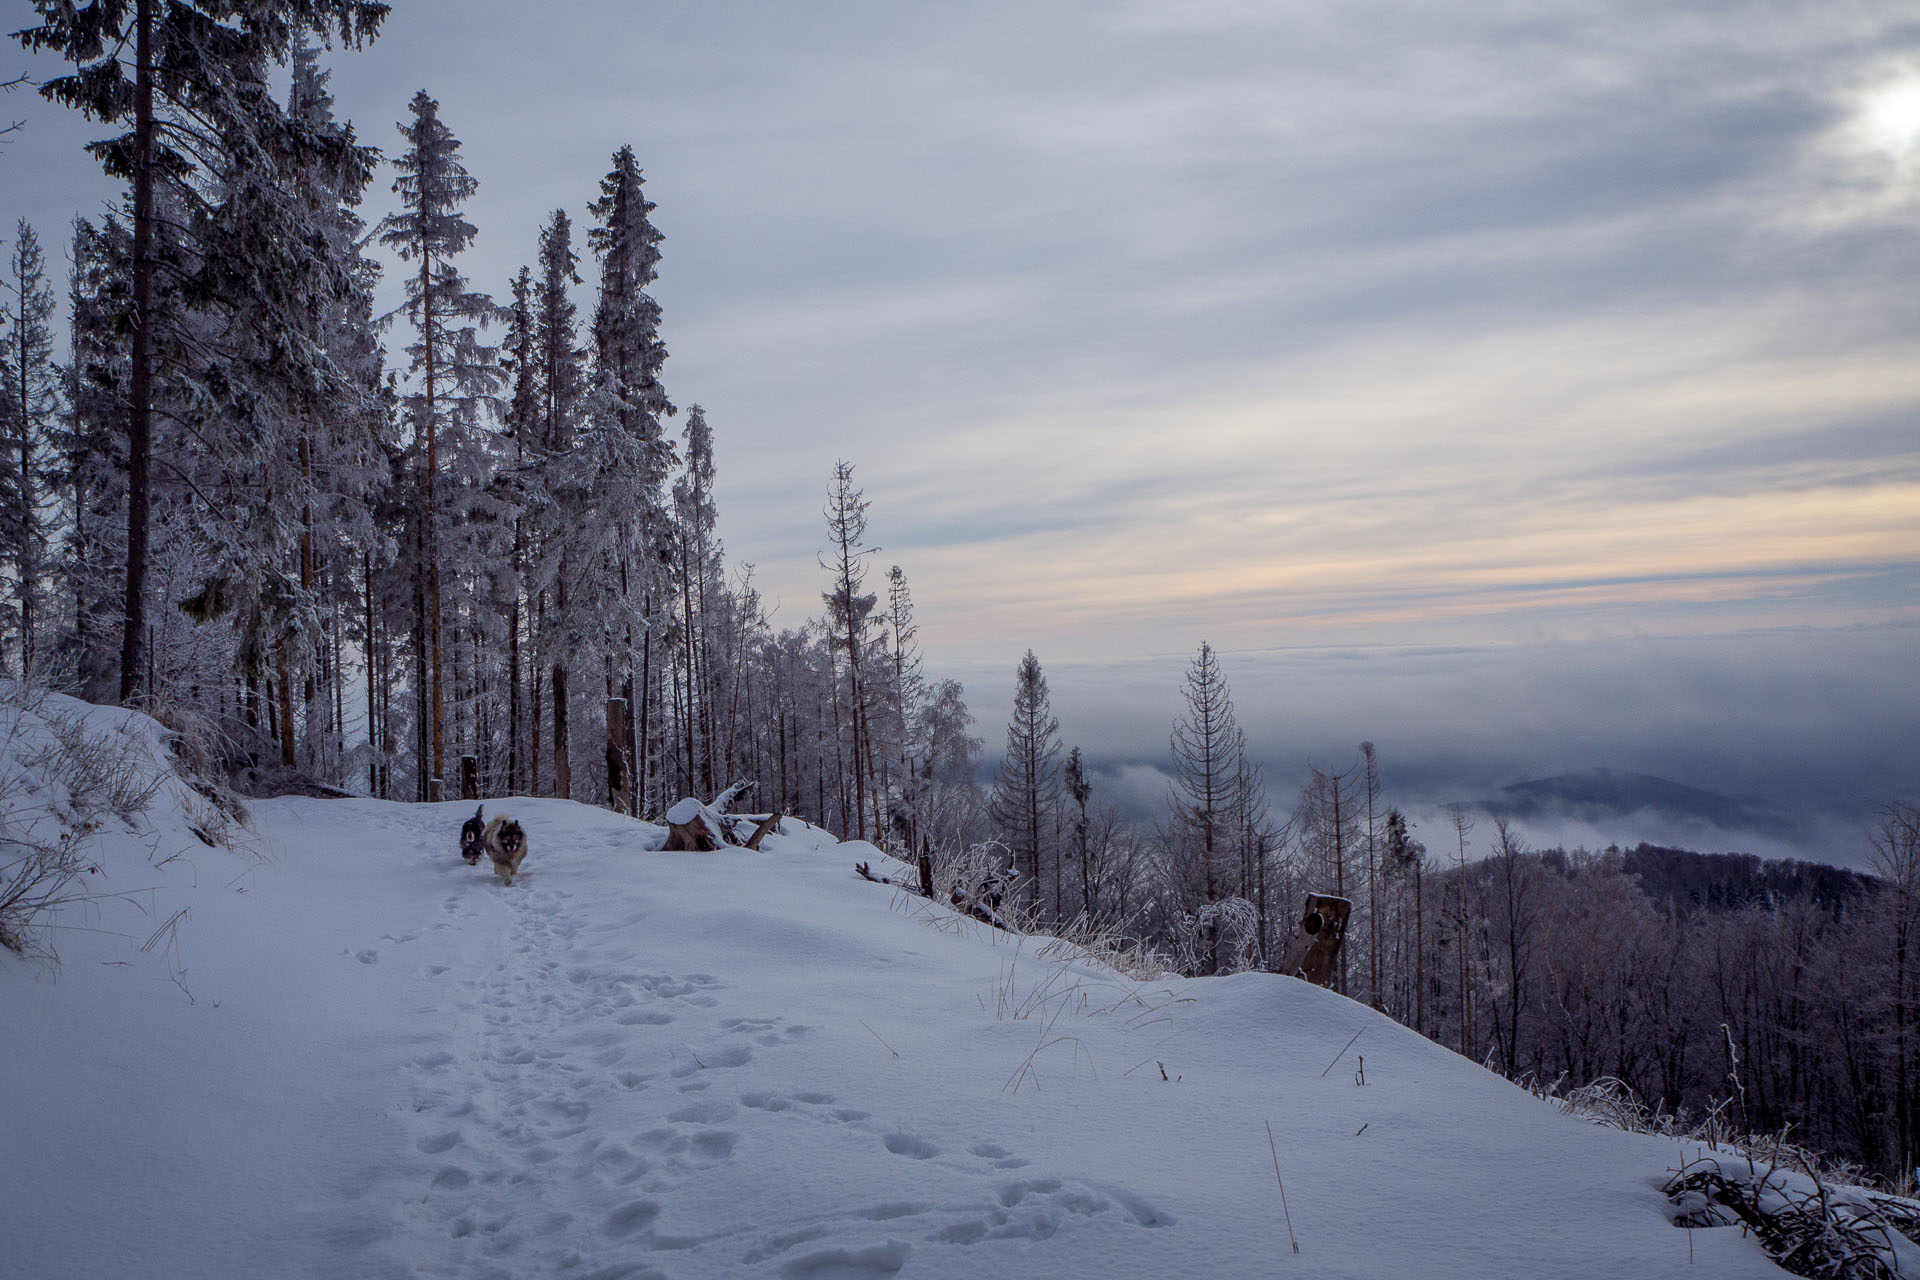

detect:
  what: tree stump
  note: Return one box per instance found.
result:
[1288,893,1351,988]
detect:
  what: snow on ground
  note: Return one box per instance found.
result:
[2,692,1795,1278]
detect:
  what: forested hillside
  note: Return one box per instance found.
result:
[5,6,978,851]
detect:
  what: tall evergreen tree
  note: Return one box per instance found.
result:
[586,143,674,808]
[526,208,587,798]
[1168,640,1244,973]
[499,264,538,793]
[57,216,129,700]
[821,461,879,841]
[18,0,389,704]
[992,649,1061,916]
[377,89,498,797]
[671,405,720,797]
[286,44,390,781]
[0,221,61,673]
[879,566,925,808]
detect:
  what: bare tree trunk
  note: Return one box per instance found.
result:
[275,639,295,767]
[530,662,543,797]
[119,0,155,705]
[637,593,653,813]
[551,660,570,799]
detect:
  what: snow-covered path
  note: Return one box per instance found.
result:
[5,746,1794,1279]
[315,797,1195,1278]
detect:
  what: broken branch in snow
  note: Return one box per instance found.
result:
[742,812,782,850]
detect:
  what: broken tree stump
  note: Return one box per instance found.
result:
[460,755,479,801]
[657,781,762,852]
[605,698,632,816]
[661,797,726,851]
[1287,893,1352,988]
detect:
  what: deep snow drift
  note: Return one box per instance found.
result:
[0,691,1812,1278]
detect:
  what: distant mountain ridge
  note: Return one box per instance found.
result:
[1484,766,1790,832]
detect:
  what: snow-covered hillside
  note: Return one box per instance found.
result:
[0,692,1845,1278]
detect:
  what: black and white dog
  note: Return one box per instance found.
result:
[458,804,486,865]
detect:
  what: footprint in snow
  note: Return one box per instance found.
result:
[740,1091,793,1112]
[780,1240,910,1278]
[689,1130,738,1161]
[416,1131,460,1155]
[603,1199,661,1239]
[883,1133,937,1160]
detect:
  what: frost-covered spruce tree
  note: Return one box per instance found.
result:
[991,650,1061,916]
[54,217,129,701]
[0,220,62,675]
[921,677,985,856]
[159,32,387,769]
[524,208,588,799]
[378,89,500,798]
[670,405,721,797]
[498,265,539,793]
[586,144,675,809]
[877,564,927,844]
[18,0,389,705]
[283,43,392,780]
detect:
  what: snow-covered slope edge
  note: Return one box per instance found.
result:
[1,694,1810,1279]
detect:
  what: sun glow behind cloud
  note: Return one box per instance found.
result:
[1862,76,1920,153]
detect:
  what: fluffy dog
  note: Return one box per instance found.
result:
[459,804,486,865]
[483,814,528,886]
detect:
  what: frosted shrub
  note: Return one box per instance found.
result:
[0,819,94,959]
[35,706,166,824]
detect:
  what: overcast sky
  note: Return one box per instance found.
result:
[7,1,1919,858]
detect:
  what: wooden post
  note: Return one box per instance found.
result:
[605,697,632,815]
[428,776,445,803]
[459,755,478,800]
[917,851,934,898]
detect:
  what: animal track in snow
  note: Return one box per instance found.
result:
[602,1198,661,1239]
[780,1239,910,1278]
[740,1091,793,1112]
[688,1130,738,1161]
[882,1133,938,1160]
